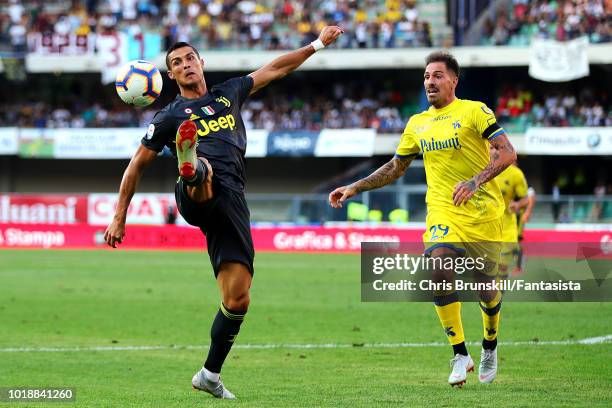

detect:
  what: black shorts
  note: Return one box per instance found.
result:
[175,180,254,277]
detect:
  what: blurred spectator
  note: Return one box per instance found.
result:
[9,16,28,53]
[552,181,561,222]
[165,203,177,224]
[492,12,510,45]
[8,0,24,24]
[591,181,607,220]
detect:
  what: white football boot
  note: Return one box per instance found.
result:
[192,368,236,399]
[448,354,474,387]
[478,347,498,384]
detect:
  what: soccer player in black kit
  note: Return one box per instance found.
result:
[104,26,343,399]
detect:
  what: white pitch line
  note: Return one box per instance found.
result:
[1,335,611,353]
[577,334,612,344]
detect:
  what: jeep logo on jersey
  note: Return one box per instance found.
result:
[201,105,215,116]
[196,114,236,137]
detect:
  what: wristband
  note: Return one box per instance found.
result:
[310,39,325,52]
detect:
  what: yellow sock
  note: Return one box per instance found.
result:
[480,291,502,341]
[434,296,465,345]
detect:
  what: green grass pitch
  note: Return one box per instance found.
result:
[1,250,611,407]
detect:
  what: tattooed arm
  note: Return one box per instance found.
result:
[329,156,414,208]
[452,134,517,206]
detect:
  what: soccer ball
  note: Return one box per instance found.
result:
[115,60,163,107]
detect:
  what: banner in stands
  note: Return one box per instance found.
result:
[97,32,130,84]
[267,131,319,157]
[127,33,162,62]
[19,129,55,158]
[529,36,589,82]
[8,128,390,158]
[27,33,96,55]
[87,193,187,226]
[0,128,18,155]
[0,194,88,224]
[245,129,269,158]
[53,128,142,158]
[1,224,610,251]
[315,129,376,157]
[525,127,612,155]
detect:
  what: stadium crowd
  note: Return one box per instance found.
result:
[2,1,610,54]
[483,0,611,46]
[495,85,610,128]
[2,83,610,131]
[241,81,411,131]
[1,0,433,53]
[0,80,412,132]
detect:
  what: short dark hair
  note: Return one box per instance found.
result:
[425,51,460,77]
[165,42,200,69]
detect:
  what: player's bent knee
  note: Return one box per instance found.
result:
[218,261,252,312]
[431,266,453,283]
[224,292,250,313]
[478,288,498,303]
[429,247,460,283]
[431,259,454,284]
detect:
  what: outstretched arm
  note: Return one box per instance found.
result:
[248,26,343,95]
[453,134,517,206]
[329,156,414,208]
[104,145,158,248]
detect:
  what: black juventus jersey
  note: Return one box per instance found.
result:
[141,75,254,192]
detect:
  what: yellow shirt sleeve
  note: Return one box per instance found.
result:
[471,103,506,141]
[395,118,420,158]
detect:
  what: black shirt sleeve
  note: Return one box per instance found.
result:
[214,76,254,108]
[141,110,175,152]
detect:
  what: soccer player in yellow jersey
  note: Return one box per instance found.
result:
[329,51,516,386]
[495,163,528,279]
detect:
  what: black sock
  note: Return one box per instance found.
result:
[181,159,207,186]
[204,303,245,374]
[452,341,468,356]
[482,338,497,350]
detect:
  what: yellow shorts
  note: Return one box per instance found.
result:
[423,211,503,277]
[501,212,518,243]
